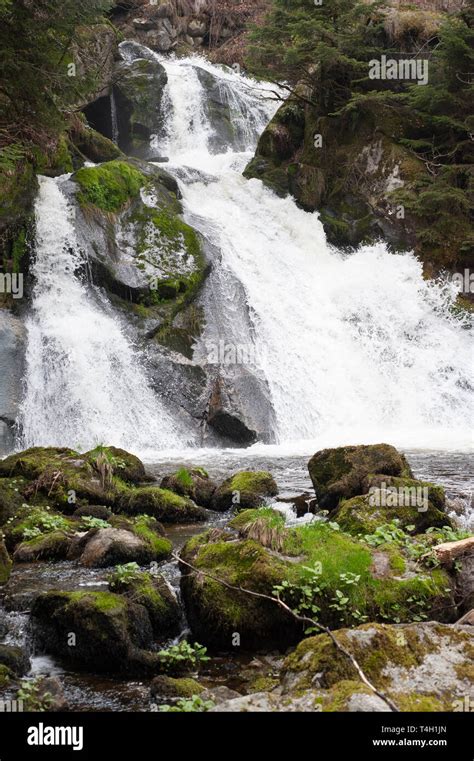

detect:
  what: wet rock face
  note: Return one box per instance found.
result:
[113,43,168,158]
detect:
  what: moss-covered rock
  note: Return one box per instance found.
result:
[211,471,279,512]
[13,530,74,563]
[119,486,207,524]
[0,536,12,584]
[180,519,455,650]
[31,590,159,675]
[308,444,412,511]
[150,675,204,700]
[160,468,217,508]
[180,529,303,650]
[74,160,145,213]
[69,526,170,568]
[281,621,474,711]
[69,118,123,164]
[0,644,30,676]
[0,445,154,514]
[109,571,180,638]
[127,514,172,559]
[0,477,28,526]
[3,505,76,552]
[333,476,451,535]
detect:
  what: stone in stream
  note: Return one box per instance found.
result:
[0,446,208,525]
[31,582,179,675]
[160,468,217,509]
[211,470,278,512]
[68,526,172,568]
[308,443,413,511]
[0,643,30,676]
[179,508,456,651]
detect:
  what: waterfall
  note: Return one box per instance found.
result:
[110,89,119,145]
[151,52,474,450]
[18,46,473,453]
[18,176,183,451]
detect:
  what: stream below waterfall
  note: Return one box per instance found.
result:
[1,44,472,712]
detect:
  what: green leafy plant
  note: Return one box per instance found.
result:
[107,562,141,587]
[80,516,110,530]
[157,641,210,674]
[158,695,215,713]
[17,678,53,712]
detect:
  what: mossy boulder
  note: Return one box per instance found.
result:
[0,477,28,526]
[31,590,160,674]
[180,529,303,650]
[0,536,12,584]
[69,119,123,164]
[13,530,74,563]
[180,518,455,650]
[2,505,76,552]
[211,471,279,512]
[68,526,171,568]
[0,447,116,509]
[281,621,474,711]
[308,444,412,511]
[160,468,217,508]
[150,675,204,700]
[0,644,30,676]
[109,571,180,639]
[119,486,207,524]
[333,477,451,535]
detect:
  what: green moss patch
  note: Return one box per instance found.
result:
[75,160,145,213]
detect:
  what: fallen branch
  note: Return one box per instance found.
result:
[173,552,399,712]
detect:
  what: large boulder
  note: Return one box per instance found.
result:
[211,471,278,512]
[119,486,207,523]
[31,590,161,675]
[13,530,74,563]
[280,621,474,712]
[180,529,303,651]
[114,41,168,157]
[109,570,180,638]
[160,468,217,508]
[180,513,456,651]
[308,444,412,511]
[0,644,30,676]
[68,526,171,568]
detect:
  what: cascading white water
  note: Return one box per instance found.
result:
[20,47,473,453]
[19,176,183,451]
[151,53,473,450]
